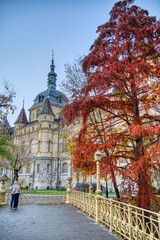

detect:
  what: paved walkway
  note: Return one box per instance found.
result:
[0,204,119,240]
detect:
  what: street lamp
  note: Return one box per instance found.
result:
[95,150,102,196]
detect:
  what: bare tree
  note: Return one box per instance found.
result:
[5,142,31,182]
[59,56,87,102]
[0,81,16,121]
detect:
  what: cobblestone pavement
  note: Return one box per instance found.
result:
[0,204,119,240]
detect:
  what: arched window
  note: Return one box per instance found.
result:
[30,139,35,154]
[62,163,68,173]
[48,140,51,152]
[38,141,40,152]
[37,164,39,173]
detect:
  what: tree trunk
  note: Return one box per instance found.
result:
[111,167,120,199]
[14,169,19,182]
[132,94,151,210]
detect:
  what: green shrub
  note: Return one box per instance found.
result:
[57,186,66,191]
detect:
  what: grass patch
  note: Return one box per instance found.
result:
[5,189,66,195]
[21,189,66,195]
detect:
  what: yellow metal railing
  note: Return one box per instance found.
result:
[69,190,160,240]
[70,190,96,218]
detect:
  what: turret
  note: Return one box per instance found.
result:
[14,107,28,129]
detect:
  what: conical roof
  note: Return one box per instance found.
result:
[15,108,28,124]
[40,97,55,115]
[1,118,11,128]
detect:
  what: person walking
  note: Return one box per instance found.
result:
[10,183,15,209]
[13,181,21,208]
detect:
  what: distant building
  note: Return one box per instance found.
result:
[1,56,71,189]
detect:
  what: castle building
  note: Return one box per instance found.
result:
[13,56,70,189]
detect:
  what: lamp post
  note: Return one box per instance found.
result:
[95,150,102,196]
[95,150,102,223]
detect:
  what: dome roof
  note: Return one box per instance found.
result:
[29,56,68,110]
[30,87,68,110]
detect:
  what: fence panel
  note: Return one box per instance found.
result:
[69,190,160,240]
[70,190,96,218]
[5,192,66,205]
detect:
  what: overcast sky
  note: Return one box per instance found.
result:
[0,0,160,126]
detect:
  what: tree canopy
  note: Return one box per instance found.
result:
[63,0,160,210]
[0,81,16,161]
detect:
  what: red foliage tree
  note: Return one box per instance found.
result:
[63,0,160,210]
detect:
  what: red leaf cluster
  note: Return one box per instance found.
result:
[63,0,160,210]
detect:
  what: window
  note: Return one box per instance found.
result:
[40,124,41,128]
[62,163,68,173]
[47,164,50,173]
[39,95,43,103]
[58,96,62,103]
[1,168,4,175]
[30,139,35,154]
[44,116,46,119]
[38,141,40,152]
[19,168,23,174]
[32,127,34,131]
[36,109,41,118]
[27,167,31,174]
[48,140,51,152]
[37,164,39,173]
[49,124,51,128]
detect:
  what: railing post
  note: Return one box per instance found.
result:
[89,175,93,195]
[96,193,102,223]
[119,203,122,235]
[128,204,133,240]
[142,210,146,240]
[95,150,102,223]
[65,177,72,204]
[158,212,160,240]
[110,198,113,232]
[0,177,7,206]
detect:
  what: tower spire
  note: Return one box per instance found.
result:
[23,97,25,109]
[52,49,54,65]
[47,51,57,89]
